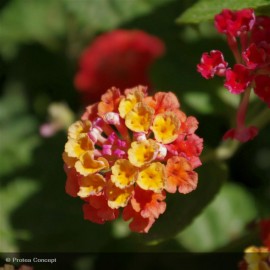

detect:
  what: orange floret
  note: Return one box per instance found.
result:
[146,92,180,114]
[165,156,198,194]
[78,173,106,197]
[75,152,109,176]
[98,87,123,117]
[123,186,166,233]
[106,180,133,209]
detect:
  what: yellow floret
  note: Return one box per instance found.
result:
[151,112,180,144]
[137,162,165,192]
[78,173,106,197]
[65,133,94,158]
[128,139,159,167]
[111,159,137,188]
[68,120,91,139]
[118,86,144,118]
[62,152,77,168]
[125,102,154,133]
[244,246,270,270]
[106,181,133,209]
[75,152,109,176]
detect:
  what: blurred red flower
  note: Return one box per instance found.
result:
[74,30,165,103]
[260,219,270,249]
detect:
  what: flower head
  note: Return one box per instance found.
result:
[197,50,228,79]
[224,64,253,94]
[242,43,268,69]
[198,8,270,142]
[63,86,203,233]
[214,8,255,37]
[74,30,165,103]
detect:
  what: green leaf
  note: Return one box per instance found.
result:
[0,83,40,177]
[184,91,214,114]
[177,0,270,24]
[0,0,174,58]
[0,178,40,252]
[63,0,175,31]
[0,0,66,58]
[142,161,227,241]
[176,182,258,251]
[217,87,240,108]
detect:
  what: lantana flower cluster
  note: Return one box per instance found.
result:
[239,219,270,270]
[197,8,270,142]
[75,30,164,104]
[63,86,203,233]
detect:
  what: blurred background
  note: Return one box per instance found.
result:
[0,0,270,269]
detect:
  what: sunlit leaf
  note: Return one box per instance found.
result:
[177,0,270,24]
[184,92,214,114]
[0,0,66,58]
[0,83,40,177]
[217,87,240,108]
[176,182,258,251]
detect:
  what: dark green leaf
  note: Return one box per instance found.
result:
[142,161,228,241]
[0,178,39,252]
[0,0,175,58]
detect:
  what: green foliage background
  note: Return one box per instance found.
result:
[0,0,270,269]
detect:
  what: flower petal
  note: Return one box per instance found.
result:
[118,86,145,118]
[78,173,106,197]
[125,102,154,133]
[165,156,198,194]
[68,120,91,139]
[128,139,159,167]
[151,112,180,144]
[75,152,108,176]
[106,181,133,209]
[137,162,165,192]
[111,159,137,188]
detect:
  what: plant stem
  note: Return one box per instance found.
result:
[201,106,270,162]
[227,35,242,64]
[201,140,239,163]
[236,87,251,129]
